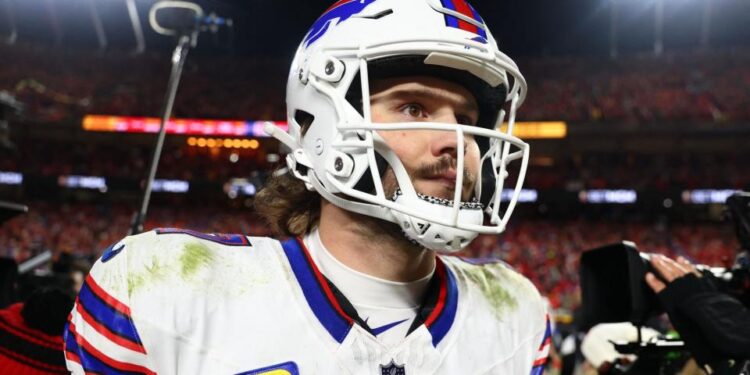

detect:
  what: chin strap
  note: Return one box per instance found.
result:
[389,189,483,253]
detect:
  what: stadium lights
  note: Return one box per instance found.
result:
[682,189,736,204]
[579,189,637,204]
[83,116,568,140]
[224,178,257,199]
[82,115,286,137]
[187,137,260,149]
[608,0,714,57]
[0,171,23,185]
[499,122,567,139]
[152,179,190,193]
[501,189,538,203]
[267,154,281,163]
[58,175,108,192]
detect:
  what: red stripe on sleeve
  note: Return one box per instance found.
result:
[533,356,548,367]
[538,336,551,351]
[75,301,147,354]
[68,322,155,375]
[85,276,132,317]
[65,349,82,365]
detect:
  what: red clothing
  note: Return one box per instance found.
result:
[0,303,67,374]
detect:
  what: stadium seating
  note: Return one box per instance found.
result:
[2,44,749,123]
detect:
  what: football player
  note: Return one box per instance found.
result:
[64,0,550,374]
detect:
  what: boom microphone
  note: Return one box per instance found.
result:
[149,1,232,36]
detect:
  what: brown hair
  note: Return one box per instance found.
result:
[253,114,320,237]
[254,169,321,237]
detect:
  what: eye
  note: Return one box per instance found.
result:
[400,103,427,119]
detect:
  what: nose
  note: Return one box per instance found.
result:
[429,113,468,159]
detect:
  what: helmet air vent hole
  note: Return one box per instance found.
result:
[294,110,315,135]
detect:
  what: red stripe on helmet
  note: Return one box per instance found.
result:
[451,0,480,34]
[325,0,355,13]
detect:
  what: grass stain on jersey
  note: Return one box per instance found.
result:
[180,242,214,280]
[128,256,169,295]
[461,265,518,319]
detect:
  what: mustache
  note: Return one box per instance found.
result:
[413,156,476,190]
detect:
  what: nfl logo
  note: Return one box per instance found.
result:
[380,360,406,375]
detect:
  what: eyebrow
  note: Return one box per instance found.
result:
[372,87,479,116]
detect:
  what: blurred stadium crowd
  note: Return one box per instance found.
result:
[0,202,739,314]
[522,51,750,123]
[0,44,286,122]
[2,43,750,123]
[1,140,266,182]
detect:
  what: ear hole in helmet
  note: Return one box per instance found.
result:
[294,110,315,135]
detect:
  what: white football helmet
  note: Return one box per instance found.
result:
[267,0,530,252]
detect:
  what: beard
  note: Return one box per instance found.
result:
[345,155,479,253]
[381,155,477,202]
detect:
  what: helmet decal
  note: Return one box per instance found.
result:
[303,0,380,48]
[434,0,487,40]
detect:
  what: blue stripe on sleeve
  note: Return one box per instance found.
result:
[64,323,144,375]
[78,282,143,346]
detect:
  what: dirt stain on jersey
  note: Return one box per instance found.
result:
[128,256,169,295]
[125,239,267,297]
[180,242,214,280]
[460,264,519,319]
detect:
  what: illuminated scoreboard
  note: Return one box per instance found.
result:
[83,115,287,137]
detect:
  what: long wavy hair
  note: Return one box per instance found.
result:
[253,169,321,237]
[253,116,321,237]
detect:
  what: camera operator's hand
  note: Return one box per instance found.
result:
[644,255,700,293]
[643,254,750,372]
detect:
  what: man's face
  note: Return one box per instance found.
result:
[369,76,481,202]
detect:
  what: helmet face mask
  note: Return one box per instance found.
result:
[278,0,530,252]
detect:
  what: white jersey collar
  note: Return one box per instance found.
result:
[303,228,434,310]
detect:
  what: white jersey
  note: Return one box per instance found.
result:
[64,229,550,375]
[303,229,434,348]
